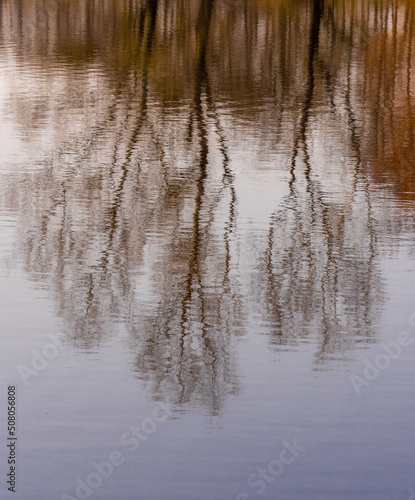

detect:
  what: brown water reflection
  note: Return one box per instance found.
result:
[1,0,415,411]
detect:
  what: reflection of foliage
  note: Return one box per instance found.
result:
[1,0,415,410]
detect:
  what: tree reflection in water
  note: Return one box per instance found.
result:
[1,0,415,412]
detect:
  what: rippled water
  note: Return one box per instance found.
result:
[1,1,415,499]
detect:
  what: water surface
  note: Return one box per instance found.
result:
[1,1,415,499]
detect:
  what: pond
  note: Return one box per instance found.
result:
[0,1,415,499]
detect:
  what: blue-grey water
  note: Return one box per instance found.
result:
[1,1,415,499]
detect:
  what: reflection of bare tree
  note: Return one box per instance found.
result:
[1,0,415,411]
[130,0,242,413]
[1,0,245,415]
[262,0,384,363]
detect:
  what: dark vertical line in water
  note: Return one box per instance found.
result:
[300,0,323,224]
[139,0,159,114]
[205,78,238,293]
[177,0,217,404]
[180,6,212,329]
[303,3,340,357]
[96,0,159,273]
[85,0,93,55]
[371,4,387,180]
[288,0,322,194]
[346,59,361,191]
[15,0,23,40]
[266,0,324,341]
[145,0,158,52]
